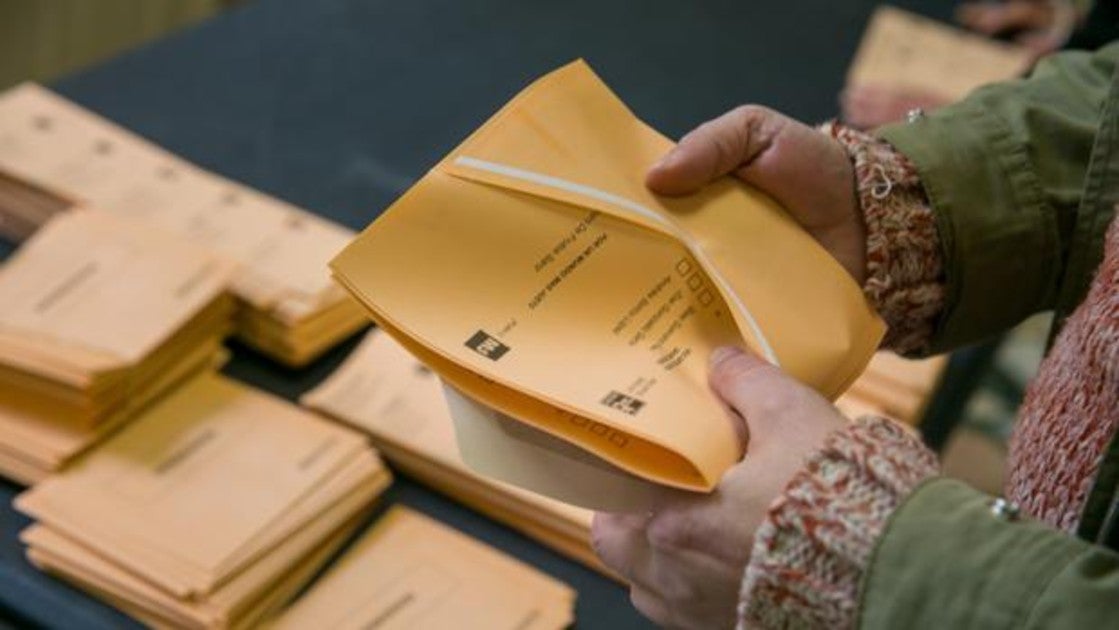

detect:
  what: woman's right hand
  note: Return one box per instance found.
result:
[646,106,867,285]
[956,0,1079,59]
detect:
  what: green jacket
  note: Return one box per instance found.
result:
[860,43,1119,628]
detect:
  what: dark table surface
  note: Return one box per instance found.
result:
[0,0,947,627]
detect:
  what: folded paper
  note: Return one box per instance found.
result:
[331,60,885,504]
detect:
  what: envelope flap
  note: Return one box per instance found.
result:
[437,60,678,238]
[442,156,679,241]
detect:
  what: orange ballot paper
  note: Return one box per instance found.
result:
[267,507,575,630]
[330,60,885,508]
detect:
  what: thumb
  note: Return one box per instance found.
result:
[708,346,844,452]
[646,105,856,236]
[646,105,787,196]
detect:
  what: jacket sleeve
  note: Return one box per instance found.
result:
[858,478,1119,629]
[878,42,1119,354]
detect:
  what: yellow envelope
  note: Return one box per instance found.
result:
[331,60,884,496]
[302,330,613,570]
[266,506,575,630]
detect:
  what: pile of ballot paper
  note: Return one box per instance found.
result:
[0,211,234,484]
[0,169,73,241]
[16,372,391,630]
[0,83,367,366]
[302,329,609,577]
[266,506,575,629]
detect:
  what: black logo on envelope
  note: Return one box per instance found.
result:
[465,330,510,360]
[601,391,645,415]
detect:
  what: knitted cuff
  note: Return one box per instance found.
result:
[737,416,940,629]
[820,121,945,355]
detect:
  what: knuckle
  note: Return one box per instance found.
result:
[729,103,768,122]
[709,133,738,171]
[730,104,774,135]
[646,510,699,552]
[589,514,613,557]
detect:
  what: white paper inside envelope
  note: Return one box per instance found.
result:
[441,382,661,513]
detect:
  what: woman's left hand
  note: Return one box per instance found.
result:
[591,346,847,628]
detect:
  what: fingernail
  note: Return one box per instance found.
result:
[652,149,679,172]
[709,346,742,368]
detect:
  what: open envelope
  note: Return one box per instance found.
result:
[331,60,884,506]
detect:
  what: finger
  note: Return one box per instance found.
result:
[1016,30,1063,56]
[707,345,791,423]
[629,584,673,627]
[645,105,784,196]
[840,85,896,130]
[729,111,856,236]
[635,520,745,627]
[591,512,656,589]
[956,1,1051,34]
[645,498,746,563]
[707,346,842,449]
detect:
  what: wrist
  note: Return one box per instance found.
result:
[738,416,939,629]
[817,121,946,355]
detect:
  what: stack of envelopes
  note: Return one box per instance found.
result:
[301,329,609,577]
[0,168,73,241]
[844,351,947,426]
[0,211,235,484]
[0,83,367,366]
[266,506,576,629]
[16,372,391,630]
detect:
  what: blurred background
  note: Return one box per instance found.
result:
[0,1,230,92]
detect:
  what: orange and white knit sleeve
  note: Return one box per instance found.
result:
[736,124,945,629]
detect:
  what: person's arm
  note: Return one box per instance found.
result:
[740,424,1119,629]
[859,479,1119,629]
[591,337,1119,629]
[648,44,1119,358]
[595,42,1119,630]
[877,42,1119,353]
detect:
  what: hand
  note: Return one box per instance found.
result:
[956,0,1079,59]
[646,106,866,285]
[591,346,847,628]
[839,84,951,130]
